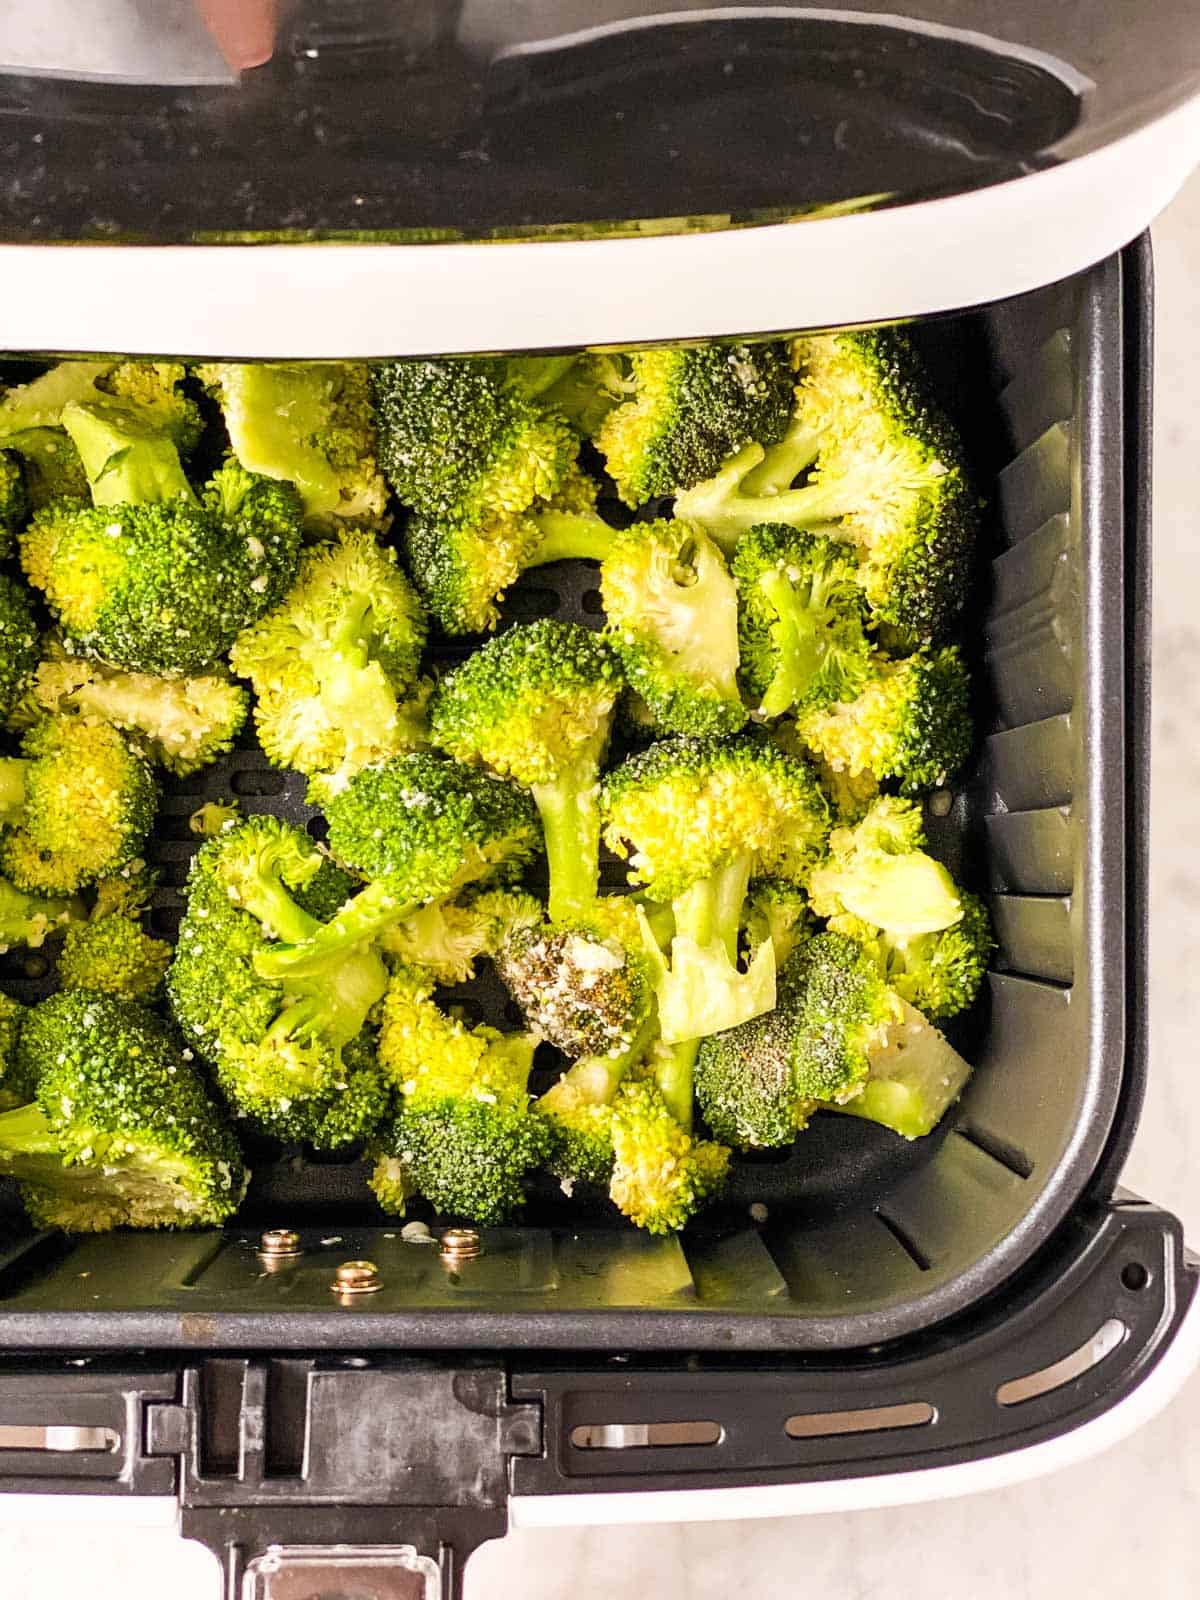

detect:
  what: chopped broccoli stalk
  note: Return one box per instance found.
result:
[0,990,245,1231]
[0,362,115,433]
[0,716,156,896]
[595,343,793,506]
[600,518,746,736]
[57,913,171,1002]
[197,362,388,529]
[831,998,972,1138]
[0,572,39,722]
[63,396,197,507]
[430,621,622,924]
[97,363,203,455]
[807,797,964,935]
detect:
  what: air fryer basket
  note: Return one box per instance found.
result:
[0,247,1143,1355]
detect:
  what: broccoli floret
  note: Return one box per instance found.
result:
[403,456,615,636]
[695,973,815,1150]
[230,526,428,795]
[255,754,541,982]
[97,362,204,455]
[795,647,971,797]
[24,638,249,776]
[379,887,540,987]
[537,1051,635,1187]
[741,877,812,968]
[531,353,626,436]
[197,362,388,530]
[369,965,548,1223]
[189,799,242,838]
[496,897,655,1063]
[833,996,973,1138]
[594,343,793,507]
[19,407,302,675]
[166,817,390,1146]
[0,430,88,511]
[0,715,156,895]
[0,990,245,1231]
[430,621,623,924]
[674,332,978,644]
[0,993,30,1111]
[830,891,993,1022]
[0,449,27,555]
[89,861,157,919]
[606,1070,730,1234]
[0,573,38,722]
[0,876,79,953]
[601,736,830,1067]
[0,362,116,434]
[57,909,171,1003]
[599,517,746,736]
[372,357,577,525]
[733,523,870,718]
[807,797,965,934]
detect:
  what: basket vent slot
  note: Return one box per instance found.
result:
[995,1317,1125,1406]
[784,1401,934,1440]
[570,1420,721,1450]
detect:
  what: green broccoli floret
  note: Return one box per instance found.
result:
[537,1050,636,1188]
[57,907,171,1003]
[430,621,623,924]
[255,753,541,982]
[599,517,746,736]
[795,647,971,797]
[0,449,27,555]
[601,736,830,1108]
[197,362,388,530]
[23,637,248,776]
[830,892,993,1022]
[97,362,204,455]
[741,876,812,968]
[594,343,793,507]
[733,522,870,718]
[495,896,655,1063]
[529,353,626,436]
[0,364,111,513]
[230,526,428,797]
[806,796,965,934]
[0,431,87,511]
[0,715,156,896]
[0,573,39,722]
[674,331,978,644]
[0,990,245,1231]
[167,816,390,1147]
[378,887,540,987]
[606,1070,730,1233]
[369,965,548,1223]
[18,406,302,675]
[0,993,30,1111]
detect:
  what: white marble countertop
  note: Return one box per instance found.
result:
[3,173,1199,1600]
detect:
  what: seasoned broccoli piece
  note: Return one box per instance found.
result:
[601,735,830,1075]
[830,893,992,1022]
[0,876,79,953]
[495,897,655,1063]
[0,573,39,722]
[372,357,576,525]
[537,1050,637,1188]
[600,517,746,736]
[606,1069,730,1234]
[796,647,971,797]
[430,621,623,924]
[97,362,204,455]
[0,993,30,1111]
[369,965,548,1223]
[255,754,541,981]
[402,457,616,636]
[19,406,302,675]
[733,523,870,718]
[24,638,248,776]
[0,990,245,1231]
[197,362,388,530]
[594,342,793,507]
[807,797,965,934]
[833,996,973,1139]
[380,887,540,987]
[0,715,156,895]
[230,527,428,797]
[57,906,171,1003]
[741,877,812,968]
[167,817,390,1147]
[0,448,27,555]
[675,331,978,644]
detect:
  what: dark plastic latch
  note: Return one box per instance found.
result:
[144,1360,541,1600]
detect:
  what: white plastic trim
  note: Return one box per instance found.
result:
[0,96,1196,357]
[508,1282,1200,1528]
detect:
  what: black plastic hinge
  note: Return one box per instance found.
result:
[144,1359,542,1600]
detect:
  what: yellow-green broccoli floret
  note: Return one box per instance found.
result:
[595,342,793,507]
[606,1070,730,1234]
[741,876,812,968]
[97,362,204,455]
[230,526,428,796]
[57,912,171,1003]
[0,992,31,1111]
[0,573,39,721]
[0,990,246,1231]
[0,715,156,896]
[196,361,388,530]
[829,892,993,1022]
[0,876,80,954]
[806,796,964,934]
[378,887,540,987]
[430,620,623,923]
[600,517,746,736]
[369,965,548,1223]
[0,448,28,557]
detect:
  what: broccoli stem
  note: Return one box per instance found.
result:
[653,1037,701,1131]
[0,1100,62,1160]
[530,727,610,924]
[62,400,196,508]
[255,878,420,980]
[756,568,829,718]
[235,876,322,948]
[0,760,26,824]
[674,441,845,552]
[739,417,822,497]
[673,854,753,963]
[527,509,619,567]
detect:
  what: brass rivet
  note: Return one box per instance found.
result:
[440,1228,482,1264]
[332,1259,381,1295]
[258,1229,302,1258]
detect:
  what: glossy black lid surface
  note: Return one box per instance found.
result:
[0,1,1196,243]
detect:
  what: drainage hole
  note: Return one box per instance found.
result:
[1121,1262,1149,1292]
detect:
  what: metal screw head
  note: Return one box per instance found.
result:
[332,1259,382,1295]
[258,1229,302,1258]
[439,1228,482,1263]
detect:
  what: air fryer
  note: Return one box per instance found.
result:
[0,7,1197,1599]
